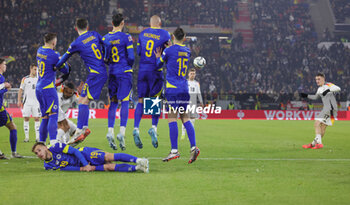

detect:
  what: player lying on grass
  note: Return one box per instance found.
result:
[300,72,341,149]
[32,142,149,172]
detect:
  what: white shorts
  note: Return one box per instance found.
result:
[58,107,66,122]
[315,110,337,126]
[22,104,41,117]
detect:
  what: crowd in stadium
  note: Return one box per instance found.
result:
[0,0,349,105]
[193,0,349,102]
[330,0,350,23]
[151,0,236,28]
[0,0,109,90]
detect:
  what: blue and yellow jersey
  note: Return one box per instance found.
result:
[157,44,191,90]
[44,143,88,170]
[36,46,61,90]
[138,27,170,71]
[0,74,8,109]
[102,30,134,75]
[57,31,107,75]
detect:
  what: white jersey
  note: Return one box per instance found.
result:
[20,75,39,106]
[57,86,78,121]
[307,82,341,112]
[188,80,203,106]
[57,87,78,114]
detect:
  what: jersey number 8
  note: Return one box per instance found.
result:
[111,46,119,62]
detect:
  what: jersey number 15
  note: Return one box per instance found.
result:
[177,58,188,77]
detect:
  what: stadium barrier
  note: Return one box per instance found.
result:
[7,108,350,120]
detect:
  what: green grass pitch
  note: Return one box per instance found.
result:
[1,118,350,205]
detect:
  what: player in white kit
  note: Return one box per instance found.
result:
[181,68,203,140]
[56,82,86,144]
[300,73,341,149]
[17,64,41,142]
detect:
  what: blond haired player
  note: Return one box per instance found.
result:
[300,73,341,149]
[18,64,41,142]
[181,68,203,140]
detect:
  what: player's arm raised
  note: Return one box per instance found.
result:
[56,42,77,69]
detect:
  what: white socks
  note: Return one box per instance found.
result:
[24,121,29,139]
[108,127,114,134]
[181,124,186,136]
[313,134,322,146]
[152,125,157,133]
[315,134,322,144]
[171,149,178,153]
[35,121,40,141]
[120,126,126,136]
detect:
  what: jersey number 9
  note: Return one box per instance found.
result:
[91,43,102,60]
[177,58,188,77]
[145,40,154,57]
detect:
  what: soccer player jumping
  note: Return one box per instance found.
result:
[133,15,171,149]
[56,18,108,146]
[103,13,134,151]
[155,28,200,163]
[300,73,341,149]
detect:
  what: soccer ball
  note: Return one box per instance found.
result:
[193,56,206,68]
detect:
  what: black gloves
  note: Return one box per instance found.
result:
[300,93,308,98]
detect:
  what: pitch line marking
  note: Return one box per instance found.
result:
[148,157,350,161]
[8,156,350,162]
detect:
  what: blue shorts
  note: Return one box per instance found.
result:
[81,73,107,100]
[80,147,105,166]
[165,88,190,110]
[137,71,163,98]
[108,72,132,101]
[0,107,12,127]
[36,88,58,117]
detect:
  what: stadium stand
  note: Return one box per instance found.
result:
[330,0,350,23]
[0,0,349,108]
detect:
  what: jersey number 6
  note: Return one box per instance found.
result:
[91,43,102,60]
